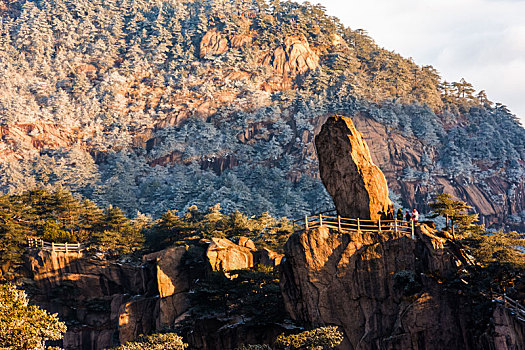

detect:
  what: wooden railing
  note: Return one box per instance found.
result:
[27,238,83,253]
[501,294,525,321]
[447,241,525,323]
[486,292,525,323]
[293,210,415,239]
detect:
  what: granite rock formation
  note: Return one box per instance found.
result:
[206,237,254,272]
[142,246,194,330]
[25,238,284,349]
[280,225,525,349]
[263,34,320,77]
[25,249,158,349]
[315,115,393,220]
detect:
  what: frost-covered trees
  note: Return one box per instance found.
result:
[0,0,523,227]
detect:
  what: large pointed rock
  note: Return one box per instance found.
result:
[315,115,393,220]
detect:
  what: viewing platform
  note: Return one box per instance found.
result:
[27,238,84,253]
[293,210,415,239]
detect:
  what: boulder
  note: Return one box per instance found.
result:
[206,238,254,272]
[143,246,192,328]
[254,248,284,268]
[238,236,256,250]
[315,115,393,220]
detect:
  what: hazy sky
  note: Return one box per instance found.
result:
[297,0,525,125]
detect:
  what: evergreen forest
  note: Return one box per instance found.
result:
[0,0,524,226]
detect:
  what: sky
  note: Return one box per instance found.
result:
[297,0,525,125]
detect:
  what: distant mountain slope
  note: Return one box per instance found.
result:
[0,0,524,229]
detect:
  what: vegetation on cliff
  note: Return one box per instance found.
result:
[428,193,525,311]
[0,188,291,280]
[0,283,66,349]
[273,326,343,350]
[0,0,523,228]
[428,192,483,237]
[187,265,285,326]
[112,333,187,350]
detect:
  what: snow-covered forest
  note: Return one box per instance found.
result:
[0,0,524,225]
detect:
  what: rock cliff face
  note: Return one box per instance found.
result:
[348,114,522,230]
[26,250,158,349]
[315,116,393,220]
[25,238,284,349]
[280,225,525,349]
[262,34,320,77]
[142,246,194,330]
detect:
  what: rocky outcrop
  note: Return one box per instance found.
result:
[0,122,92,162]
[206,237,254,272]
[200,29,318,78]
[27,250,152,299]
[117,297,158,344]
[254,248,284,268]
[200,29,229,57]
[280,225,525,349]
[263,34,320,77]
[238,236,256,250]
[25,250,158,350]
[315,115,393,220]
[143,246,194,329]
[25,239,284,349]
[200,29,254,58]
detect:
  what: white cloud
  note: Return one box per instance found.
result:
[296,0,525,124]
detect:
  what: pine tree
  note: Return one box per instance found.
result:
[428,193,477,237]
[0,284,67,349]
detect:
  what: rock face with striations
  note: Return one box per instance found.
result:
[315,115,393,220]
[25,238,285,349]
[280,225,525,349]
[25,249,159,349]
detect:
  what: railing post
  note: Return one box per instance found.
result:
[51,242,55,252]
[357,218,360,232]
[394,218,398,234]
[411,220,415,240]
[337,215,341,232]
[378,218,381,233]
[41,240,44,248]
[305,215,308,230]
[77,243,80,252]
[319,214,323,227]
[65,243,68,253]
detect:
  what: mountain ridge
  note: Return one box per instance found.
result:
[0,0,523,229]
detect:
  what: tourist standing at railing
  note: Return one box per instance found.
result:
[396,209,403,221]
[405,211,411,222]
[386,208,394,221]
[411,208,419,222]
